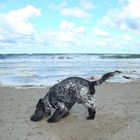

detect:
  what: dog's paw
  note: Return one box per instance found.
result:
[86,115,95,120]
[62,112,69,118]
[47,117,56,123]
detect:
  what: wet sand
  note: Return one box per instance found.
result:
[0,82,140,140]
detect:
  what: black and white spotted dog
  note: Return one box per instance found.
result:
[31,71,120,123]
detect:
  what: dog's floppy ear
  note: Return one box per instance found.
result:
[36,98,44,107]
[39,98,44,103]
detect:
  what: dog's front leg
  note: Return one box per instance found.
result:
[47,107,69,123]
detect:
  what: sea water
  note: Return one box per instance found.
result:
[0,53,140,86]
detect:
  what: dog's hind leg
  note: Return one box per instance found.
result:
[86,107,96,120]
[47,103,69,123]
[84,95,96,120]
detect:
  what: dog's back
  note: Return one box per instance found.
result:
[47,77,93,108]
[51,77,91,94]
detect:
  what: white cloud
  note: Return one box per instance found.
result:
[0,5,41,35]
[92,27,109,37]
[46,20,86,46]
[50,0,94,19]
[0,5,86,51]
[84,30,135,53]
[80,0,94,10]
[101,0,140,32]
[61,7,90,18]
[60,20,85,33]
[60,20,75,30]
[0,5,42,48]
[49,0,67,10]
[120,34,132,41]
[124,0,140,18]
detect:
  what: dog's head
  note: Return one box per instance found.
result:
[30,98,51,122]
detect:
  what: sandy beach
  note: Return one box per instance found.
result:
[0,82,140,140]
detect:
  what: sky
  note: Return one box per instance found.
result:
[0,0,140,54]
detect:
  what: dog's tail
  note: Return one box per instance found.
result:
[91,71,121,86]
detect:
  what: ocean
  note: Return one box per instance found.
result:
[0,53,140,86]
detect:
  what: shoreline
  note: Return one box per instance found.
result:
[0,80,139,89]
[0,82,140,140]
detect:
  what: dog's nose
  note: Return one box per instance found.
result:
[30,115,36,122]
[30,116,34,121]
[30,115,42,122]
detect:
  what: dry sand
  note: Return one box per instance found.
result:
[0,82,140,140]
